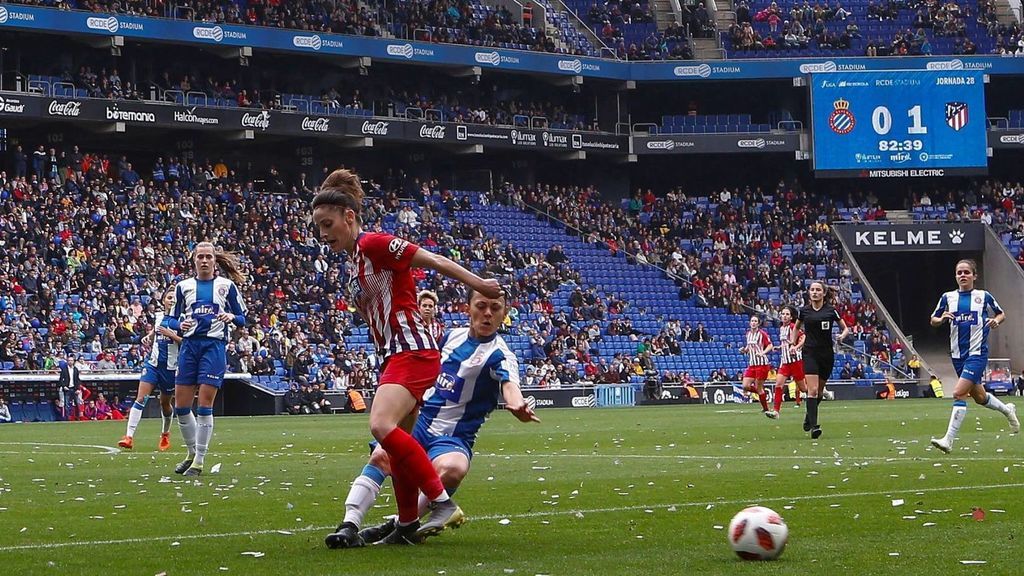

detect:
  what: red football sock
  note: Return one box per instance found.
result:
[380,427,445,501]
[390,466,421,524]
[758,390,769,411]
[795,387,802,403]
[774,386,784,412]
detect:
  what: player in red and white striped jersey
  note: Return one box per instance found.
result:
[773,305,806,417]
[418,290,445,344]
[312,169,501,546]
[740,315,775,418]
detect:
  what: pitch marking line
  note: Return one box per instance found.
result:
[1,444,1016,463]
[0,442,120,455]
[1,481,1022,553]
[482,453,1024,463]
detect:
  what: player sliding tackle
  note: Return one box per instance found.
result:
[326,286,539,547]
[312,169,503,544]
[930,259,1019,453]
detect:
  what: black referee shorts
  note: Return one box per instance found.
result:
[803,348,835,381]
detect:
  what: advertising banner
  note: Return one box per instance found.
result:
[834,222,986,252]
[634,133,800,155]
[1,93,626,152]
[2,6,1023,82]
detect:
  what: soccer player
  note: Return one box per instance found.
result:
[795,281,849,439]
[418,290,445,343]
[311,169,501,543]
[171,242,248,476]
[325,286,538,547]
[118,287,180,451]
[772,305,805,417]
[740,315,775,418]
[930,259,1019,453]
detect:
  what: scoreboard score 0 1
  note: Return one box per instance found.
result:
[810,70,988,178]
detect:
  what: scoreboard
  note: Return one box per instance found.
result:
[810,70,988,178]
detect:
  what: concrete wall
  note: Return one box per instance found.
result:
[982,228,1024,371]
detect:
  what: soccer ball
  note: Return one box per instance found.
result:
[727,506,788,560]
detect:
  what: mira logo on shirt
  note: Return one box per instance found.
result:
[191,304,219,317]
[436,372,457,392]
[954,311,978,324]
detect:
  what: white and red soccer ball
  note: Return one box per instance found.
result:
[727,506,788,561]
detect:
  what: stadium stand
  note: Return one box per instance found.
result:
[0,145,904,407]
[723,0,1016,57]
[5,0,607,57]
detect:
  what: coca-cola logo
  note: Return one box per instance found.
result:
[361,120,389,136]
[418,125,446,139]
[301,116,330,132]
[48,100,82,117]
[241,111,271,131]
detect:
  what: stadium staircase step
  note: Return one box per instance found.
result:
[652,0,678,30]
[887,210,913,223]
[693,37,725,60]
[994,0,1019,26]
[713,0,737,32]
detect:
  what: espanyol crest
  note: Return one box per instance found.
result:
[828,98,855,135]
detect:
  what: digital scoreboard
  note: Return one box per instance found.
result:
[810,70,988,178]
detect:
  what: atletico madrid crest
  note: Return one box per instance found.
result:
[828,98,855,135]
[946,102,968,131]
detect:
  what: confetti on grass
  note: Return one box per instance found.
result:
[241,552,265,558]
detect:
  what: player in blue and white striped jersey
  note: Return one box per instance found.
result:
[930,259,1019,453]
[171,242,248,476]
[118,286,182,452]
[325,286,538,548]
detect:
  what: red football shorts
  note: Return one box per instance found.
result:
[779,361,805,382]
[379,349,442,402]
[743,365,771,381]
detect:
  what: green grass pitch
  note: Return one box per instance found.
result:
[1,399,1022,575]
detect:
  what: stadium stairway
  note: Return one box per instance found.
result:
[453,197,747,380]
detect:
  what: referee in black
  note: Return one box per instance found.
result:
[794,281,850,439]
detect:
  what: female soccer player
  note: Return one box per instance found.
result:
[418,290,445,344]
[311,169,500,543]
[772,305,806,417]
[739,315,775,418]
[930,259,1019,453]
[171,242,248,476]
[118,286,181,451]
[795,281,849,439]
[326,286,538,547]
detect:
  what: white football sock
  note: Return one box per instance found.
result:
[943,400,968,443]
[983,393,1011,416]
[176,409,197,457]
[343,474,383,528]
[125,401,145,438]
[193,413,214,467]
